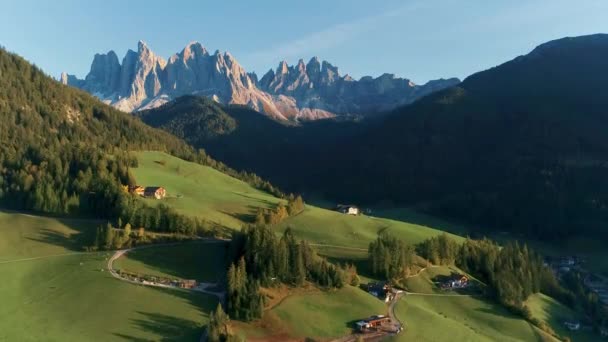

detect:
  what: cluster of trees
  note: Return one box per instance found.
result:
[0,47,285,229]
[417,234,608,333]
[416,233,460,266]
[207,304,241,342]
[90,219,197,251]
[233,225,346,288]
[226,225,349,321]
[226,258,264,321]
[417,234,547,312]
[368,231,415,280]
[116,195,220,236]
[254,195,305,225]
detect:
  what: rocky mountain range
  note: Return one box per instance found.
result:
[62,41,459,120]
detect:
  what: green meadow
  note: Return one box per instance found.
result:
[391,295,554,342]
[0,151,585,341]
[235,285,387,341]
[114,241,227,282]
[526,293,598,342]
[0,211,217,341]
[132,151,463,259]
[131,151,281,229]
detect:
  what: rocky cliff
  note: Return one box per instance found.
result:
[63,41,459,120]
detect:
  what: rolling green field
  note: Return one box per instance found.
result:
[114,241,227,282]
[526,293,597,342]
[0,211,217,341]
[128,152,572,341]
[271,286,386,339]
[131,151,281,229]
[276,206,464,259]
[234,286,387,341]
[404,265,473,294]
[391,295,552,342]
[132,151,463,259]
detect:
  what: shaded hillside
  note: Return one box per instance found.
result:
[137,96,366,189]
[136,95,237,146]
[326,34,608,240]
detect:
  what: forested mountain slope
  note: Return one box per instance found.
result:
[325,34,608,240]
[136,96,366,188]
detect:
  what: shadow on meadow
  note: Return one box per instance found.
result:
[113,311,202,342]
[113,286,217,341]
[119,240,228,282]
[20,214,100,251]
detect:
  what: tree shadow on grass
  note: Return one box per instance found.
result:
[24,216,99,252]
[474,306,522,322]
[119,241,228,282]
[231,192,277,208]
[323,255,379,282]
[367,207,472,236]
[113,311,202,342]
[113,287,218,341]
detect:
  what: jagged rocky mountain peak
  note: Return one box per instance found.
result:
[64,40,460,120]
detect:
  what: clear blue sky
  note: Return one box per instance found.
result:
[1,0,607,83]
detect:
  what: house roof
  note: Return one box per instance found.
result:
[144,186,164,192]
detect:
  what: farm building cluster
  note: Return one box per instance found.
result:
[336,204,360,215]
[128,185,166,199]
[117,269,197,289]
[546,256,608,306]
[440,274,469,290]
[366,282,401,302]
[355,315,392,332]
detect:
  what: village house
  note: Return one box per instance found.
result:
[178,279,197,289]
[367,283,395,302]
[144,186,166,199]
[564,321,581,331]
[355,315,391,332]
[336,204,360,215]
[440,275,469,290]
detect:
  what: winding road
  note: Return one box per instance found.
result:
[106,240,226,301]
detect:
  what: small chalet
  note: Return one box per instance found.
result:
[355,315,391,332]
[144,186,166,199]
[564,321,580,331]
[179,279,197,289]
[367,283,394,302]
[441,275,469,290]
[128,185,145,196]
[336,204,360,215]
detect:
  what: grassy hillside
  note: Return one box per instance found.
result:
[526,293,597,342]
[276,206,463,259]
[131,151,463,251]
[0,211,217,341]
[233,286,386,341]
[130,151,281,229]
[403,265,473,294]
[391,295,548,342]
[114,241,227,282]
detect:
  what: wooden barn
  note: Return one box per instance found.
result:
[355,315,391,332]
[144,186,166,199]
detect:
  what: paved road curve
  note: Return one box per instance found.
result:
[106,240,226,301]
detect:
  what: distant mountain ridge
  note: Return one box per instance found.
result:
[62,41,459,120]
